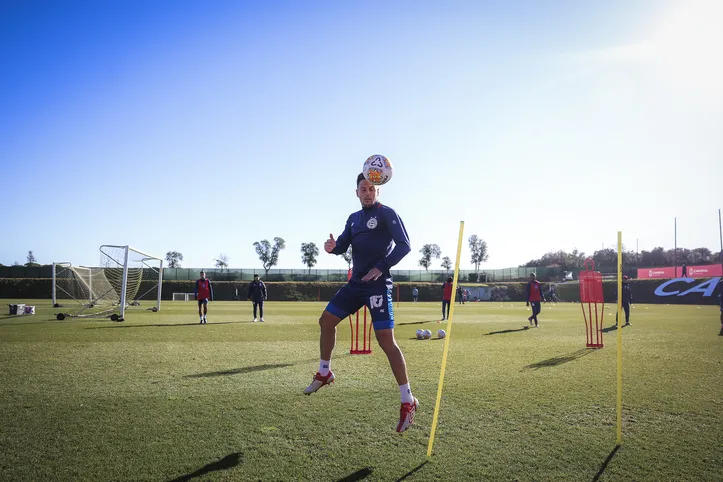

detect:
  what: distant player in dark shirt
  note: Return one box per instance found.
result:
[194,271,213,324]
[441,277,453,321]
[525,272,544,328]
[247,274,267,322]
[619,275,632,326]
[304,172,417,433]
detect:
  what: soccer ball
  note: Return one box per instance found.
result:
[423,329,432,339]
[362,154,393,186]
[437,329,446,339]
[416,329,424,340]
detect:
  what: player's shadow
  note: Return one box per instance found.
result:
[484,326,530,335]
[336,467,373,481]
[592,446,619,481]
[396,461,428,481]
[397,320,440,326]
[85,321,250,329]
[185,363,293,378]
[523,348,594,370]
[167,452,242,481]
[602,323,630,333]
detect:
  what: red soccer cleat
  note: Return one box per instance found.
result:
[396,397,419,433]
[303,371,335,395]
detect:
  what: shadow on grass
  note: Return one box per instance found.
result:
[168,452,242,481]
[523,348,594,370]
[185,363,293,378]
[602,323,631,333]
[484,326,530,336]
[592,446,619,482]
[336,467,373,481]
[397,320,441,326]
[396,461,428,481]
[85,321,251,329]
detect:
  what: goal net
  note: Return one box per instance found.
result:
[172,293,196,301]
[52,245,163,321]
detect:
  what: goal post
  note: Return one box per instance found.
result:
[53,245,163,321]
[99,245,163,320]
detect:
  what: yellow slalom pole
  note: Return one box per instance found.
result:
[427,221,464,458]
[616,231,623,445]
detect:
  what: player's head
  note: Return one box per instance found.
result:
[447,277,453,283]
[254,274,260,280]
[356,172,379,208]
[623,275,629,282]
[529,272,536,280]
[200,271,206,279]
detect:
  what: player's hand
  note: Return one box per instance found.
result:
[324,233,336,253]
[361,267,382,282]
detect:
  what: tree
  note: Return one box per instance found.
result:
[468,235,489,272]
[26,250,37,264]
[253,237,286,276]
[418,244,441,271]
[340,246,353,269]
[215,254,229,270]
[165,251,184,268]
[300,242,319,273]
[441,256,452,272]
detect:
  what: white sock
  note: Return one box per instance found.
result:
[400,383,413,404]
[318,359,331,376]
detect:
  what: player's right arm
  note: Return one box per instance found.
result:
[525,281,530,305]
[329,216,352,255]
[194,279,199,300]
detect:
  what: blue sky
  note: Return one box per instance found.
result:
[1,0,721,270]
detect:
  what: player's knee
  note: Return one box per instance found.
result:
[319,311,340,330]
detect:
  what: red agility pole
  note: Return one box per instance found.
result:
[579,258,604,348]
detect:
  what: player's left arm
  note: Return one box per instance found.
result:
[208,280,213,302]
[373,208,411,273]
[261,281,267,300]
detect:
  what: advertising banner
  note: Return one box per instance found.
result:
[638,264,722,279]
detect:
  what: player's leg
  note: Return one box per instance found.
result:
[441,301,446,320]
[253,301,258,322]
[304,283,361,394]
[367,282,418,432]
[259,300,264,322]
[533,302,540,326]
[446,301,451,319]
[719,308,722,335]
[623,303,630,325]
[198,300,204,323]
[203,300,208,323]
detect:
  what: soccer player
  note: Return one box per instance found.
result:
[194,271,213,324]
[247,274,267,322]
[621,275,632,326]
[440,276,453,321]
[304,172,417,433]
[412,287,419,303]
[525,272,544,328]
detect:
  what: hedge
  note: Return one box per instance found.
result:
[1,278,719,305]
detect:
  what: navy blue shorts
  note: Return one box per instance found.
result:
[326,279,394,330]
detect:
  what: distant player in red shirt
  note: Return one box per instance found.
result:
[525,272,544,328]
[194,271,213,324]
[440,277,453,321]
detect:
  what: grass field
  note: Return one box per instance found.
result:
[0,299,721,481]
